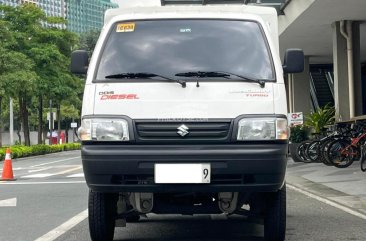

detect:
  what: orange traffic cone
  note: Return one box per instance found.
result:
[0,148,16,181]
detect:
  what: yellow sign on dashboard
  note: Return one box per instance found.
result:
[116,23,135,33]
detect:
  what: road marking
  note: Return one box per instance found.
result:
[67,173,84,178]
[21,173,54,178]
[0,181,85,185]
[53,166,82,175]
[31,157,80,168]
[0,167,23,172]
[288,184,366,220]
[34,209,88,241]
[0,198,17,207]
[21,166,82,179]
[28,167,52,173]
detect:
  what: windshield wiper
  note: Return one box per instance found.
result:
[175,71,266,88]
[175,71,230,78]
[105,72,186,88]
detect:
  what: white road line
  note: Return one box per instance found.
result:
[31,157,80,168]
[0,198,17,207]
[28,167,52,173]
[34,209,88,241]
[287,184,366,220]
[67,173,84,178]
[21,173,54,178]
[0,167,22,172]
[0,181,85,185]
[21,166,82,179]
[53,166,82,175]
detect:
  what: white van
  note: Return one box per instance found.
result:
[71,1,304,241]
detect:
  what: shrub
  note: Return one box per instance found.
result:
[289,125,310,143]
[0,143,81,160]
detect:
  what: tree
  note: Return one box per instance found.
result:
[0,4,47,145]
[0,16,37,146]
[0,50,37,146]
[0,19,14,147]
[0,4,82,145]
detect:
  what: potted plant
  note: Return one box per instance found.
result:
[305,104,335,134]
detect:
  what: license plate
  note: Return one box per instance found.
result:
[154,164,211,184]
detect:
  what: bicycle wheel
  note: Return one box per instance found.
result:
[327,139,355,168]
[360,145,366,172]
[305,140,321,163]
[297,140,312,163]
[320,138,337,166]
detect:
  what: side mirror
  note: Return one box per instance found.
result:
[71,50,89,74]
[283,49,304,73]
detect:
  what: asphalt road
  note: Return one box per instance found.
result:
[1,151,365,241]
[0,151,88,241]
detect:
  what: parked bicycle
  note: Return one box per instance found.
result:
[295,120,366,171]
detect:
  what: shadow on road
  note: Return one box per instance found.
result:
[114,215,264,241]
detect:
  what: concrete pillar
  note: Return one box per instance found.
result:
[352,22,362,116]
[332,21,362,120]
[333,21,350,121]
[289,56,311,116]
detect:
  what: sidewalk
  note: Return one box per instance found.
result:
[286,158,366,216]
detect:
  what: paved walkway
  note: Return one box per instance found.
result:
[287,158,366,215]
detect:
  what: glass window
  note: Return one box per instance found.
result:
[96,20,274,81]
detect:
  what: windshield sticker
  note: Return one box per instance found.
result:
[117,23,135,33]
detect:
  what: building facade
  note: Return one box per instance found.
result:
[1,0,118,33]
[65,0,118,34]
[1,0,66,16]
[1,0,37,7]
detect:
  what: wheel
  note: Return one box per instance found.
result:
[327,139,356,168]
[305,140,321,162]
[320,138,336,166]
[361,145,366,172]
[289,143,303,162]
[88,190,118,241]
[297,140,312,163]
[264,184,286,241]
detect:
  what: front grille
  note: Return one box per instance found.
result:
[134,120,232,143]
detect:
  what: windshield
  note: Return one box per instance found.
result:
[96,20,274,81]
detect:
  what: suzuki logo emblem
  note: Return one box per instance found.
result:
[177,124,189,137]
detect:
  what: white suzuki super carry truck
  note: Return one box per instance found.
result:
[71,1,304,240]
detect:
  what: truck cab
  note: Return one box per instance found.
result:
[71,1,304,241]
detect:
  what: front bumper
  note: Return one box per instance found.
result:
[81,143,288,193]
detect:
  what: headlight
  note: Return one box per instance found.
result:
[78,118,129,141]
[237,118,288,141]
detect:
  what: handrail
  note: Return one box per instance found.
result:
[310,73,320,110]
[325,71,334,98]
[280,0,292,14]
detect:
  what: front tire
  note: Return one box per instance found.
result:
[264,184,286,241]
[88,190,118,241]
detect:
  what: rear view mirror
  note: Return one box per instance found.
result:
[71,50,89,74]
[283,49,304,74]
